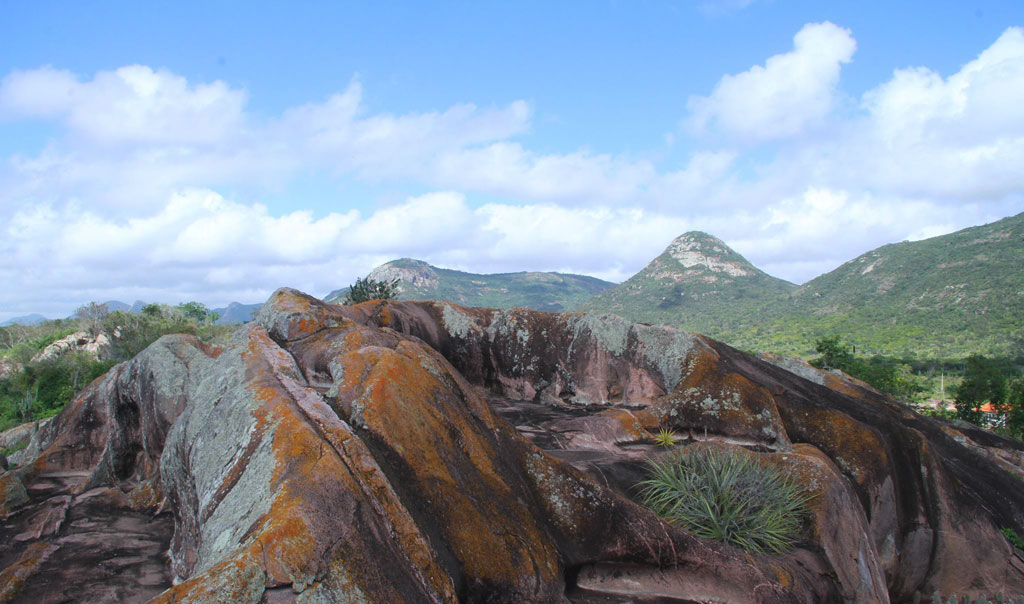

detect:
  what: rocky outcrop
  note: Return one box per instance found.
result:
[0,358,20,380]
[2,289,1024,602]
[345,298,1024,602]
[29,331,110,363]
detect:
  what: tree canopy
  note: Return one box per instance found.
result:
[344,277,400,305]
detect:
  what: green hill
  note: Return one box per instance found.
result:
[578,232,797,335]
[729,211,1024,358]
[326,258,615,312]
[585,214,1024,359]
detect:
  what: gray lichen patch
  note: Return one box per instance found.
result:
[295,557,372,603]
[197,423,278,571]
[524,452,601,535]
[632,324,696,391]
[567,313,630,356]
[485,309,533,347]
[159,334,279,578]
[761,354,827,386]
[440,303,479,339]
[483,309,540,374]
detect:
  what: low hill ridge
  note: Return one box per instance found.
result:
[327,258,615,312]
[753,211,1024,356]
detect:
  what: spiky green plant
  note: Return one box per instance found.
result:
[637,446,812,555]
[652,428,676,448]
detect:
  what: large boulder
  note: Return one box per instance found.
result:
[1,289,1023,602]
[347,297,1024,602]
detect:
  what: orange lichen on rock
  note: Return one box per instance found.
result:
[152,324,462,603]
[150,550,266,604]
[610,408,660,441]
[656,350,791,449]
[125,479,163,511]
[789,406,888,488]
[353,338,562,596]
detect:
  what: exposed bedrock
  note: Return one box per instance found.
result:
[345,297,1024,601]
[0,288,1022,603]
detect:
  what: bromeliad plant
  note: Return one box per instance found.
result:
[637,446,812,555]
[652,427,677,448]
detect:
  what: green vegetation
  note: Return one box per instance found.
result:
[637,446,812,555]
[880,349,1024,438]
[954,355,1009,425]
[1002,528,1024,553]
[581,212,1024,360]
[175,301,221,323]
[811,335,924,403]
[1,439,28,457]
[0,301,237,432]
[580,232,798,337]
[732,211,1024,358]
[0,352,114,429]
[652,428,676,448]
[327,258,614,312]
[343,276,401,305]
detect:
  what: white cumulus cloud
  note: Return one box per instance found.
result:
[2,23,1024,319]
[0,65,247,146]
[687,22,856,143]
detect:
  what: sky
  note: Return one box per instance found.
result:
[2,0,1023,320]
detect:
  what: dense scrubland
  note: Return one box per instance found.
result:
[0,302,235,436]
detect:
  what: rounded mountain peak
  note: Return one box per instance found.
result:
[661,232,757,277]
[367,258,439,292]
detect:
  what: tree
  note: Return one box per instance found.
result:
[176,302,218,324]
[76,302,109,336]
[812,335,855,372]
[1004,377,1024,438]
[343,277,400,305]
[954,355,1008,426]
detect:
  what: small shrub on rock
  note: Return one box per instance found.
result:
[637,445,812,555]
[343,277,400,305]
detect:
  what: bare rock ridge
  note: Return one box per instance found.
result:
[2,288,1024,602]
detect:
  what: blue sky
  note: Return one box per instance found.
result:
[2,1,1023,319]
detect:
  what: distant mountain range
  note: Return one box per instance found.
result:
[2,300,261,327]
[7,212,1021,358]
[336,212,1022,358]
[325,258,615,312]
[0,313,48,327]
[213,302,262,325]
[583,212,1024,358]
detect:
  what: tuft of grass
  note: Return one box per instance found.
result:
[637,446,812,555]
[652,428,677,448]
[1003,528,1024,552]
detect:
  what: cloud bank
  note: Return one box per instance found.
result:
[1,24,1023,318]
